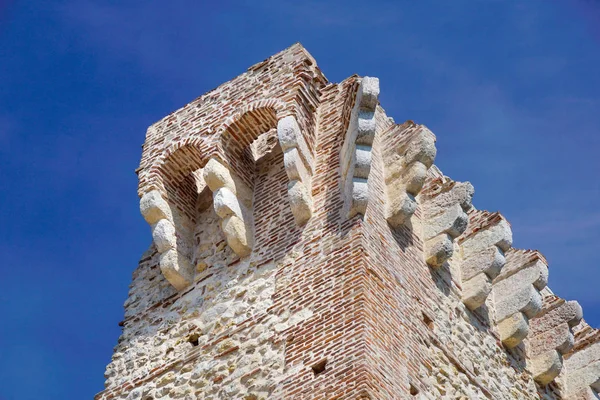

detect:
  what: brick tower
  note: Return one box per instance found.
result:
[97,44,600,400]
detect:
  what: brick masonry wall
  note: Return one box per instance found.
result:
[98,44,599,399]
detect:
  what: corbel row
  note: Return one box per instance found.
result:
[559,320,600,398]
[340,76,380,217]
[203,158,254,258]
[456,210,512,311]
[277,115,314,226]
[382,122,437,228]
[490,249,548,349]
[140,190,194,290]
[418,175,474,267]
[526,290,583,385]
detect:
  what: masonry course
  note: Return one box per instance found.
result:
[98,43,600,399]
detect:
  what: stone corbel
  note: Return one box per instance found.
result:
[140,190,194,290]
[203,158,254,258]
[419,177,474,267]
[277,115,314,225]
[491,249,548,348]
[382,122,436,227]
[340,76,380,218]
[456,210,512,310]
[527,292,583,385]
[558,320,600,399]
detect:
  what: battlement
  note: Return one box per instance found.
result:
[99,44,599,399]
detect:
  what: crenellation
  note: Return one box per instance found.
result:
[456,210,513,311]
[101,44,597,400]
[382,122,437,228]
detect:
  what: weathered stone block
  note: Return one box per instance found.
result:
[461,247,505,282]
[424,234,454,267]
[152,219,177,253]
[158,249,193,290]
[287,180,312,226]
[203,158,253,207]
[498,312,529,348]
[495,284,543,322]
[529,350,563,385]
[140,190,172,224]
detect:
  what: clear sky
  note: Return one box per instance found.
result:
[1,1,599,399]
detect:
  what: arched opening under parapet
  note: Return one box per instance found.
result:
[218,106,301,259]
[158,144,211,264]
[219,106,279,190]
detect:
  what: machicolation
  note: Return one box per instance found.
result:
[98,43,600,400]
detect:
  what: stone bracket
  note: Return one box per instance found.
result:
[340,76,380,218]
[419,176,473,267]
[381,122,436,227]
[456,210,512,311]
[203,158,254,258]
[491,248,549,348]
[527,293,583,385]
[140,190,194,290]
[277,115,314,226]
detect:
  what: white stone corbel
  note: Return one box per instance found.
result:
[559,326,600,399]
[340,76,380,218]
[203,158,254,257]
[277,115,314,225]
[382,122,436,227]
[456,211,512,311]
[140,190,194,290]
[491,249,549,348]
[419,177,473,267]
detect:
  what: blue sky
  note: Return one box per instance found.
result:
[1,1,599,398]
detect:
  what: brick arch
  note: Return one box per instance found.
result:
[216,101,286,189]
[158,143,208,226]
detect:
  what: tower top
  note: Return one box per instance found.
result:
[99,44,600,399]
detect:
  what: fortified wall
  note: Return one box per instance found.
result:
[97,44,600,399]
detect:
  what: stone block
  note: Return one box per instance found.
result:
[404,129,436,168]
[359,76,380,110]
[423,203,468,241]
[349,178,369,218]
[530,300,583,336]
[402,161,428,196]
[529,350,563,385]
[203,158,253,207]
[386,190,417,228]
[159,249,193,290]
[462,272,492,310]
[356,110,376,145]
[461,218,512,259]
[221,215,252,257]
[283,148,310,185]
[493,261,549,296]
[151,219,177,253]
[422,181,474,219]
[213,187,244,220]
[140,190,172,224]
[528,322,574,357]
[287,180,312,226]
[424,234,454,267]
[498,312,529,348]
[495,285,543,322]
[461,247,505,282]
[277,115,313,173]
[562,360,600,398]
[353,145,372,179]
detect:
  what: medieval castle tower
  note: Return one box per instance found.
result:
[96,44,600,399]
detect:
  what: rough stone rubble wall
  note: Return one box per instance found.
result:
[98,44,600,400]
